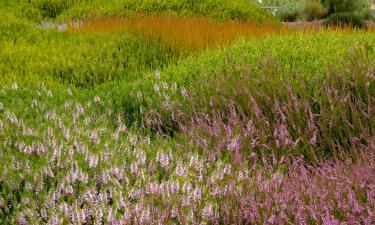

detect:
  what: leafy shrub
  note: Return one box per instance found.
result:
[325,12,365,28]
[321,0,371,27]
[302,0,327,21]
[277,4,300,22]
[354,0,373,20]
[322,0,371,17]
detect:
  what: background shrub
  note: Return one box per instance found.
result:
[321,0,371,26]
[325,12,365,28]
[302,0,327,21]
[322,0,371,15]
[276,3,301,22]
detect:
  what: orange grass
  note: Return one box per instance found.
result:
[68,15,285,53]
[68,15,374,53]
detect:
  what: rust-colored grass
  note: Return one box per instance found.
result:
[67,15,375,53]
[67,15,285,53]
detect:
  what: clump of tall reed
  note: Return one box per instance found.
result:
[68,15,284,53]
[67,14,375,54]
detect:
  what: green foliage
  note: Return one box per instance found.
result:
[1,30,374,162]
[322,0,371,15]
[276,2,304,22]
[274,0,374,24]
[302,0,327,21]
[321,0,372,25]
[108,31,375,159]
[119,0,272,21]
[0,0,273,22]
[325,12,365,28]
[32,0,73,19]
[0,30,178,87]
[0,10,36,41]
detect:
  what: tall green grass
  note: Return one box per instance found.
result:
[0,0,273,22]
[0,29,178,87]
[64,0,274,22]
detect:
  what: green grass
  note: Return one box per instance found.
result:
[0,29,178,87]
[107,31,375,112]
[65,0,273,21]
[0,0,273,22]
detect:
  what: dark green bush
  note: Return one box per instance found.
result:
[322,0,371,16]
[321,0,372,26]
[325,12,365,28]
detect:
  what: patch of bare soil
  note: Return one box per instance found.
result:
[283,20,324,30]
[365,20,375,29]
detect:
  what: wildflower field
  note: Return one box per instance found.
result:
[0,0,374,224]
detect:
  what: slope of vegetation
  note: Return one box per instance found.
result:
[0,0,275,87]
[0,1,374,224]
[0,0,273,22]
[95,31,375,160]
[66,0,273,21]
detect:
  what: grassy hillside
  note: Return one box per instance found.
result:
[1,30,374,160]
[0,1,374,224]
[1,31,374,223]
[0,0,276,87]
[94,31,375,159]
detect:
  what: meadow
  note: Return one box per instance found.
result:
[0,0,374,224]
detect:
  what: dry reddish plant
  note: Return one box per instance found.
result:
[68,15,283,52]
